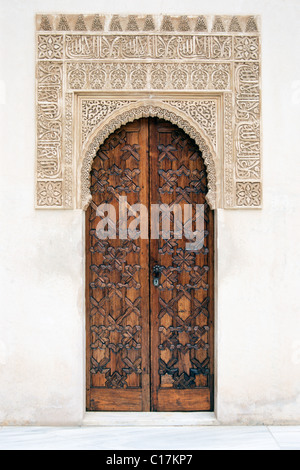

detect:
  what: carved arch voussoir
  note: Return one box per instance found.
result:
[78,101,218,211]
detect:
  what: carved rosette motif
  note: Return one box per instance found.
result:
[66,62,231,91]
[35,14,262,209]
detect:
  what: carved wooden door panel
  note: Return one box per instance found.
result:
[86,118,214,412]
[86,119,150,411]
[149,120,214,411]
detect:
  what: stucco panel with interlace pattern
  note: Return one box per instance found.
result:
[35,14,262,209]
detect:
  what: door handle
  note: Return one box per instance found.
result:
[153,265,162,287]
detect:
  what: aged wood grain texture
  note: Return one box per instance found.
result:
[86,118,214,411]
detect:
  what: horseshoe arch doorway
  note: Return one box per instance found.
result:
[85,117,214,412]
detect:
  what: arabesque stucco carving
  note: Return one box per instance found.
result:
[35,14,262,209]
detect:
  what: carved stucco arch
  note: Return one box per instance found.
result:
[79,100,218,210]
[36,14,262,209]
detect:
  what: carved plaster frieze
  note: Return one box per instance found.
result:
[66,62,231,92]
[35,14,262,209]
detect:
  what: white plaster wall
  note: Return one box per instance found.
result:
[0,0,299,425]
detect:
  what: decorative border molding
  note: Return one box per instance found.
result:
[35,14,262,209]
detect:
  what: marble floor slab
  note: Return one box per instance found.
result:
[0,426,299,450]
[268,426,300,450]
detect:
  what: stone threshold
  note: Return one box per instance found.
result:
[83,412,218,426]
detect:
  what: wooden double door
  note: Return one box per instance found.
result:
[86,118,214,412]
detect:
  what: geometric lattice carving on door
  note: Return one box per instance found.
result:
[86,118,215,411]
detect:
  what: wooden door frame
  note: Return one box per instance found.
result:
[83,117,218,418]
